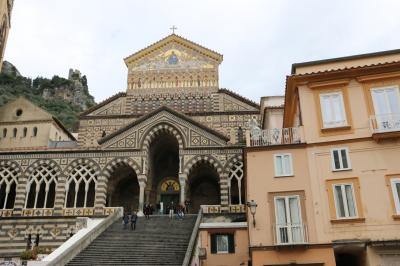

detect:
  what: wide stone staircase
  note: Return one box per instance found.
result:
[66,215,197,266]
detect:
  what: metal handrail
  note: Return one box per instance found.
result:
[47,207,123,266]
[182,208,203,266]
[273,223,308,245]
[369,113,400,133]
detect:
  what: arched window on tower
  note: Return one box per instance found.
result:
[25,164,58,209]
[228,161,244,205]
[23,127,27,138]
[65,164,97,208]
[12,128,17,138]
[33,127,38,137]
[2,128,6,138]
[0,164,18,210]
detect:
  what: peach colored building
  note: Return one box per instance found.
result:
[245,49,400,266]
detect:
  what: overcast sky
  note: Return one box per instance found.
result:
[5,0,400,103]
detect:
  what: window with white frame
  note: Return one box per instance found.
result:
[331,148,351,171]
[216,235,229,253]
[390,178,400,215]
[274,154,293,177]
[371,86,400,131]
[210,234,235,254]
[319,92,347,128]
[274,195,305,244]
[333,183,357,218]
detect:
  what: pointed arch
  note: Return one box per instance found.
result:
[64,158,100,208]
[224,155,244,205]
[0,160,21,210]
[103,157,142,179]
[140,122,185,153]
[24,159,61,209]
[183,155,223,176]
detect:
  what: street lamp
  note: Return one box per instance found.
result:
[246,200,257,227]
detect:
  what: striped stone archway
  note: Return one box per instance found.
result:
[102,157,143,212]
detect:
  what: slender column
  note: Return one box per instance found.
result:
[219,173,229,212]
[179,174,187,205]
[238,178,242,205]
[138,174,147,214]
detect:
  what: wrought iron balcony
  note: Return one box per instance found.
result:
[246,127,304,147]
[273,223,308,245]
[370,114,400,133]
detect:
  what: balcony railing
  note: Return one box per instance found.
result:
[370,113,400,133]
[200,204,246,214]
[0,207,119,217]
[247,127,303,147]
[273,223,308,245]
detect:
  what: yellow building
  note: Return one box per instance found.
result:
[0,0,13,71]
[0,96,76,150]
[245,49,400,266]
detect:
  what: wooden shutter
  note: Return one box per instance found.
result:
[228,233,235,253]
[210,234,217,254]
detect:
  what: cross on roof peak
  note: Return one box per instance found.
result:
[170,25,177,34]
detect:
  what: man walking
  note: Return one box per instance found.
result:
[130,211,138,230]
[144,204,150,220]
[122,213,129,229]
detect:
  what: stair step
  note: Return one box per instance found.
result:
[66,215,197,266]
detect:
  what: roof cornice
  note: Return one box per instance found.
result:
[124,34,223,66]
[283,60,400,127]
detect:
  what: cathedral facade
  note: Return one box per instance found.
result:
[0,34,257,258]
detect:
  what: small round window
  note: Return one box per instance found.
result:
[16,109,23,116]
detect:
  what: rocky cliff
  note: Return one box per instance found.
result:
[0,61,96,130]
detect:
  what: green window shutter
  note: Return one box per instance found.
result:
[228,234,235,253]
[211,234,217,254]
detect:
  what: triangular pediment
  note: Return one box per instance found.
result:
[124,34,223,72]
[0,96,53,122]
[99,106,229,150]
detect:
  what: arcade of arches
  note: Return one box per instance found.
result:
[102,132,237,213]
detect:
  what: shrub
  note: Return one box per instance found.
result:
[20,250,37,260]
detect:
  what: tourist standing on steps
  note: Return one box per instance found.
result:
[144,204,150,219]
[122,213,129,229]
[131,211,138,230]
[168,201,174,219]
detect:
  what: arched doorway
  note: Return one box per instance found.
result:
[188,162,220,212]
[148,132,180,210]
[106,165,139,212]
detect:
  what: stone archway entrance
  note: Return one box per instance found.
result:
[106,165,139,212]
[148,132,180,210]
[188,162,220,213]
[158,178,180,213]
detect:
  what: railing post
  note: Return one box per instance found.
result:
[245,130,251,147]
